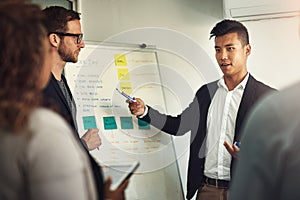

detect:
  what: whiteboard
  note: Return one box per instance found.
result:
[65,42,184,200]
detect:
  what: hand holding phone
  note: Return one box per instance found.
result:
[102,161,140,190]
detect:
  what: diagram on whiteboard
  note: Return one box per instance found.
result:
[65,44,178,174]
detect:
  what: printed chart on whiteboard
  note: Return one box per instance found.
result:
[64,43,181,175]
[65,43,184,199]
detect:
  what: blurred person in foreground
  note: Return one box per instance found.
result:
[128,19,276,200]
[0,2,97,200]
[229,22,300,200]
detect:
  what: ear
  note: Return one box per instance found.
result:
[245,44,251,56]
[48,33,60,48]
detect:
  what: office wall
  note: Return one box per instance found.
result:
[78,0,300,199]
[79,0,300,89]
[244,17,300,89]
[78,0,223,62]
[31,0,72,9]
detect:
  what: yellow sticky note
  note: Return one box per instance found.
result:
[117,68,130,80]
[114,54,127,66]
[120,82,133,94]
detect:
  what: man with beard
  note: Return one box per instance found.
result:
[42,6,101,152]
[42,6,128,200]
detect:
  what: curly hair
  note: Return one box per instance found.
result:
[0,2,47,132]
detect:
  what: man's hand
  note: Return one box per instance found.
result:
[128,97,145,116]
[81,128,101,151]
[105,176,129,200]
[224,141,240,158]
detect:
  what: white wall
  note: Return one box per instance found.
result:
[78,0,223,62]
[79,0,300,90]
[245,16,300,89]
[78,0,300,199]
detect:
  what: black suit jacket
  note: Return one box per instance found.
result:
[43,74,77,135]
[141,74,276,199]
[43,73,104,200]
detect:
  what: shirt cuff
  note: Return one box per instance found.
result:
[137,105,148,118]
[80,138,89,150]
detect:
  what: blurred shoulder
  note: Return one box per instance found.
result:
[29,108,71,131]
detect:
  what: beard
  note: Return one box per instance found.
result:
[58,40,78,63]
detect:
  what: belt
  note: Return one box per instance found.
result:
[203,176,230,188]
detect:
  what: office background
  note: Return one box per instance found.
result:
[33,0,300,199]
[79,1,300,199]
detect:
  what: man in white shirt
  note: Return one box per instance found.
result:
[128,19,276,200]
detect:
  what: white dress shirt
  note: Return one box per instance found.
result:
[204,73,249,181]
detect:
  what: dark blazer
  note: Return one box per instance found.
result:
[140,74,276,199]
[43,73,104,200]
[43,73,77,136]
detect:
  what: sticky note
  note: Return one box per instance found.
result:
[117,68,130,80]
[114,54,127,66]
[83,116,97,130]
[120,82,133,94]
[120,116,134,129]
[103,116,117,130]
[138,119,150,130]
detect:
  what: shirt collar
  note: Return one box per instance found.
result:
[217,73,249,91]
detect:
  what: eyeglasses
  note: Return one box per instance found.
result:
[51,32,83,44]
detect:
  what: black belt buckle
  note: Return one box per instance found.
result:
[203,176,229,188]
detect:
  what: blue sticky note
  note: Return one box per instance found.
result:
[138,118,150,130]
[103,116,117,130]
[120,116,134,129]
[83,116,97,130]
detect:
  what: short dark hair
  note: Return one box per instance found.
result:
[42,6,80,34]
[210,19,250,46]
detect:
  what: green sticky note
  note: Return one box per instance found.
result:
[120,116,133,129]
[83,116,97,130]
[138,118,150,130]
[103,116,117,130]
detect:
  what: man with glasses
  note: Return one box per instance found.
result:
[42,6,100,151]
[50,32,83,45]
[42,6,128,200]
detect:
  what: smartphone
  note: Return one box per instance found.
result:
[102,161,140,190]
